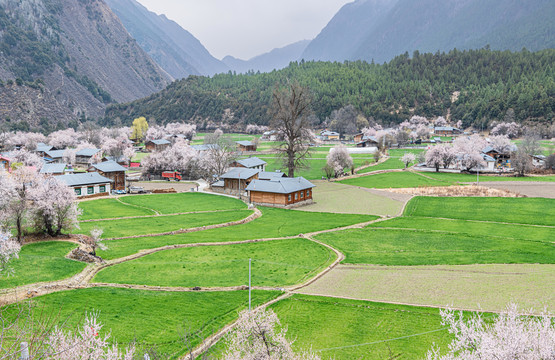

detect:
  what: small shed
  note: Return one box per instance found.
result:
[246,177,315,208]
[0,155,11,172]
[40,163,67,176]
[231,157,267,171]
[219,167,260,195]
[356,135,378,148]
[76,148,102,166]
[320,131,340,141]
[236,141,257,152]
[89,160,127,190]
[145,139,171,152]
[57,172,113,197]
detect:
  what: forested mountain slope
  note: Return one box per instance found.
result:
[104,49,555,129]
[105,0,228,78]
[0,0,171,130]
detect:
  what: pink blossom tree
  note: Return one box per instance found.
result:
[434,116,448,127]
[401,153,416,169]
[145,125,167,142]
[0,167,37,242]
[426,146,444,172]
[489,135,513,154]
[416,124,431,140]
[453,135,487,171]
[86,228,106,256]
[165,122,197,140]
[0,229,20,275]
[491,122,521,139]
[6,131,46,150]
[224,309,320,360]
[439,145,458,169]
[10,149,44,170]
[142,141,199,178]
[426,304,555,360]
[102,136,135,164]
[246,124,269,134]
[327,145,353,177]
[48,129,79,148]
[28,176,81,237]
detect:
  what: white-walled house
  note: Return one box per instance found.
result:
[57,172,113,197]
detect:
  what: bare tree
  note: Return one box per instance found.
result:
[270,82,314,178]
[513,134,540,176]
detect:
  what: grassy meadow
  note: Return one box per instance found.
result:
[79,198,155,220]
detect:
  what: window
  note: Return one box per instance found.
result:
[301,191,304,199]
[295,193,298,200]
[75,188,81,196]
[87,186,94,195]
[306,190,310,197]
[288,194,291,202]
[99,185,106,193]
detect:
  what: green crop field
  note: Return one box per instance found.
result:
[269,295,454,360]
[97,208,376,260]
[422,172,555,183]
[1,242,85,289]
[257,156,368,179]
[405,197,555,226]
[315,227,555,265]
[93,238,335,287]
[77,210,252,238]
[340,171,450,188]
[79,198,155,220]
[4,288,280,359]
[118,192,247,214]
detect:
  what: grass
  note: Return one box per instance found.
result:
[422,171,555,183]
[296,181,403,216]
[315,227,555,265]
[0,242,85,289]
[93,238,335,287]
[268,295,454,360]
[77,210,252,238]
[258,156,369,179]
[131,152,149,163]
[5,288,280,359]
[78,199,155,220]
[97,208,376,260]
[405,197,555,226]
[340,171,450,189]
[356,148,426,174]
[118,193,247,214]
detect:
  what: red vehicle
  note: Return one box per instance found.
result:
[161,171,182,181]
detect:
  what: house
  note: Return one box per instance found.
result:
[88,160,127,190]
[230,157,267,171]
[102,155,128,166]
[356,135,379,148]
[480,154,496,171]
[76,148,102,166]
[353,133,364,143]
[57,172,113,197]
[531,154,546,168]
[320,130,340,141]
[246,177,315,208]
[217,167,259,195]
[482,145,517,168]
[261,130,277,141]
[192,144,220,152]
[434,127,461,136]
[258,170,286,181]
[40,163,68,176]
[145,139,171,152]
[45,150,66,164]
[236,141,257,152]
[0,155,11,172]
[35,143,53,157]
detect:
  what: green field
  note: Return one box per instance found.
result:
[77,210,252,239]
[93,238,335,287]
[269,295,453,360]
[258,156,368,179]
[423,172,555,183]
[118,193,247,214]
[6,288,280,359]
[1,242,85,289]
[405,197,555,226]
[315,227,555,265]
[340,171,450,188]
[79,198,155,220]
[97,208,376,260]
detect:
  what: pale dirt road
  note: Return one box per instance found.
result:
[296,263,555,314]
[473,181,555,198]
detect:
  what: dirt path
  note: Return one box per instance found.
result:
[470,181,555,199]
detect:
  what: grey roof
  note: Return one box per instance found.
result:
[434,126,459,131]
[220,167,260,180]
[57,172,113,187]
[40,163,67,174]
[192,144,220,151]
[258,171,286,181]
[236,140,254,147]
[76,148,101,157]
[103,155,127,163]
[45,150,65,159]
[36,143,53,152]
[236,157,267,168]
[482,154,496,162]
[321,131,339,136]
[362,135,378,142]
[149,139,171,145]
[91,160,127,173]
[246,177,315,194]
[211,180,225,187]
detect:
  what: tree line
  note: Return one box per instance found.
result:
[104,48,555,130]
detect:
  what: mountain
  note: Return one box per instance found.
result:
[223,40,310,74]
[105,0,228,78]
[302,0,555,63]
[0,0,172,130]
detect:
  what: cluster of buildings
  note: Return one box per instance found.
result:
[145,139,258,153]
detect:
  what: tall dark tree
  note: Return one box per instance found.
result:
[270,82,314,178]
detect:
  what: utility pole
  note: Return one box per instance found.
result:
[248,258,252,311]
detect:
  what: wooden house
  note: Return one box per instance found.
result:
[76,148,102,166]
[45,150,66,164]
[320,130,340,141]
[356,135,379,148]
[40,163,68,176]
[145,139,171,152]
[246,177,315,208]
[219,167,259,195]
[57,172,113,197]
[35,143,54,157]
[236,141,257,152]
[230,157,267,171]
[0,155,11,172]
[88,160,127,190]
[434,127,461,136]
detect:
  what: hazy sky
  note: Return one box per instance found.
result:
[135,0,353,60]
